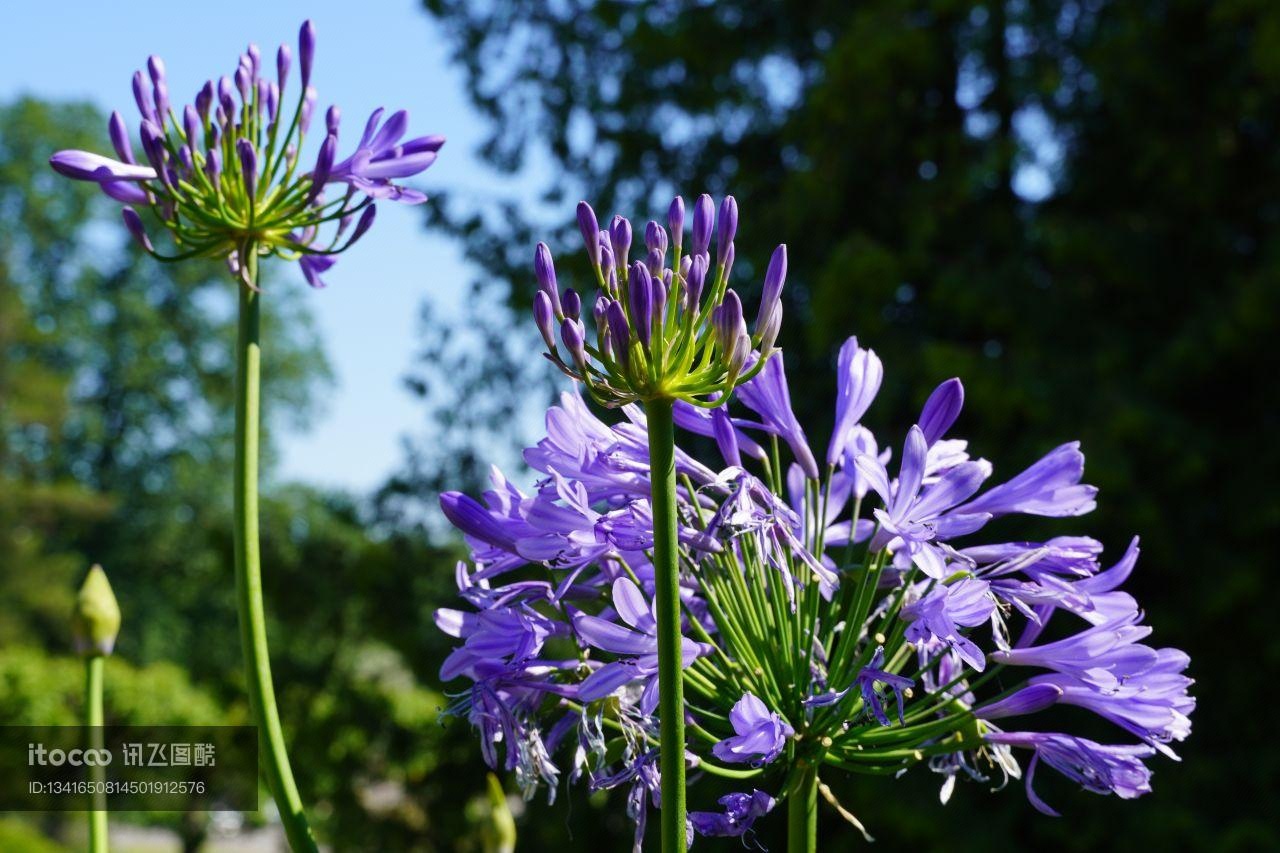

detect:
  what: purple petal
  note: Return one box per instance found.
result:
[50,150,156,183]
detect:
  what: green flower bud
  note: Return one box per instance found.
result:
[72,565,121,658]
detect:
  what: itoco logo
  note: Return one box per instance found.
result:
[28,744,113,766]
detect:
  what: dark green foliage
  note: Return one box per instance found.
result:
[415,0,1280,849]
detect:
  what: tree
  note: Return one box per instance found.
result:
[3,98,511,850]
[414,1,1279,849]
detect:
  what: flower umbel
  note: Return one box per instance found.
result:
[537,195,786,406]
[49,19,442,288]
[437,334,1194,847]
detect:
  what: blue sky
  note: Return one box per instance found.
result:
[0,1,527,492]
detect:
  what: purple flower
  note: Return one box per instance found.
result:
[804,646,914,726]
[689,789,776,839]
[49,150,156,183]
[435,604,565,681]
[856,425,992,577]
[918,378,964,445]
[48,18,441,288]
[576,201,601,266]
[1027,649,1194,756]
[902,578,996,671]
[327,108,442,203]
[737,352,820,479]
[976,684,1065,720]
[711,694,793,765]
[987,731,1157,815]
[963,442,1097,517]
[827,337,883,464]
[573,578,712,714]
[990,614,1155,692]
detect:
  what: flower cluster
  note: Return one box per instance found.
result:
[437,324,1194,845]
[49,19,442,288]
[532,195,785,406]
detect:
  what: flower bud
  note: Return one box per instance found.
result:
[629,262,654,348]
[326,105,341,136]
[533,290,557,353]
[247,43,262,79]
[266,82,280,125]
[534,242,562,316]
[711,407,741,467]
[121,207,154,252]
[686,253,709,311]
[652,276,668,337]
[755,243,787,332]
[196,81,214,119]
[234,65,252,100]
[717,195,738,266]
[72,565,121,658]
[206,147,222,183]
[147,54,166,86]
[721,242,736,283]
[646,247,664,278]
[691,193,714,257]
[605,300,631,368]
[609,215,632,271]
[645,220,668,260]
[299,20,317,87]
[561,317,588,372]
[237,138,258,200]
[918,378,964,445]
[310,134,336,201]
[277,44,292,92]
[712,290,747,377]
[103,181,148,204]
[577,201,601,266]
[218,76,236,114]
[349,204,377,242]
[108,111,135,165]
[132,71,154,121]
[667,196,685,248]
[598,240,614,280]
[562,287,582,320]
[593,295,611,351]
[301,85,317,134]
[183,105,201,148]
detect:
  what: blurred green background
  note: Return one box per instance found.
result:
[3,0,1277,850]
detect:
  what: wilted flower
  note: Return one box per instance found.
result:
[49,19,442,289]
[437,332,1193,846]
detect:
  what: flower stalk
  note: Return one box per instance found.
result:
[72,564,119,853]
[233,251,316,852]
[85,655,107,853]
[787,764,818,853]
[644,397,686,851]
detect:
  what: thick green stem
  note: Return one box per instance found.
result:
[85,655,106,853]
[233,270,317,852]
[645,398,686,852]
[787,764,818,853]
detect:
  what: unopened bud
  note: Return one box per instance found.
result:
[72,565,121,658]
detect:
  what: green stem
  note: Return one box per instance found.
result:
[787,764,818,853]
[85,655,106,853]
[233,264,318,852]
[645,398,686,852]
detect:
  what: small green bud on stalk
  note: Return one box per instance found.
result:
[72,565,121,658]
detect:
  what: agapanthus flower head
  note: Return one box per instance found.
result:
[534,195,786,407]
[437,326,1194,845]
[49,19,443,289]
